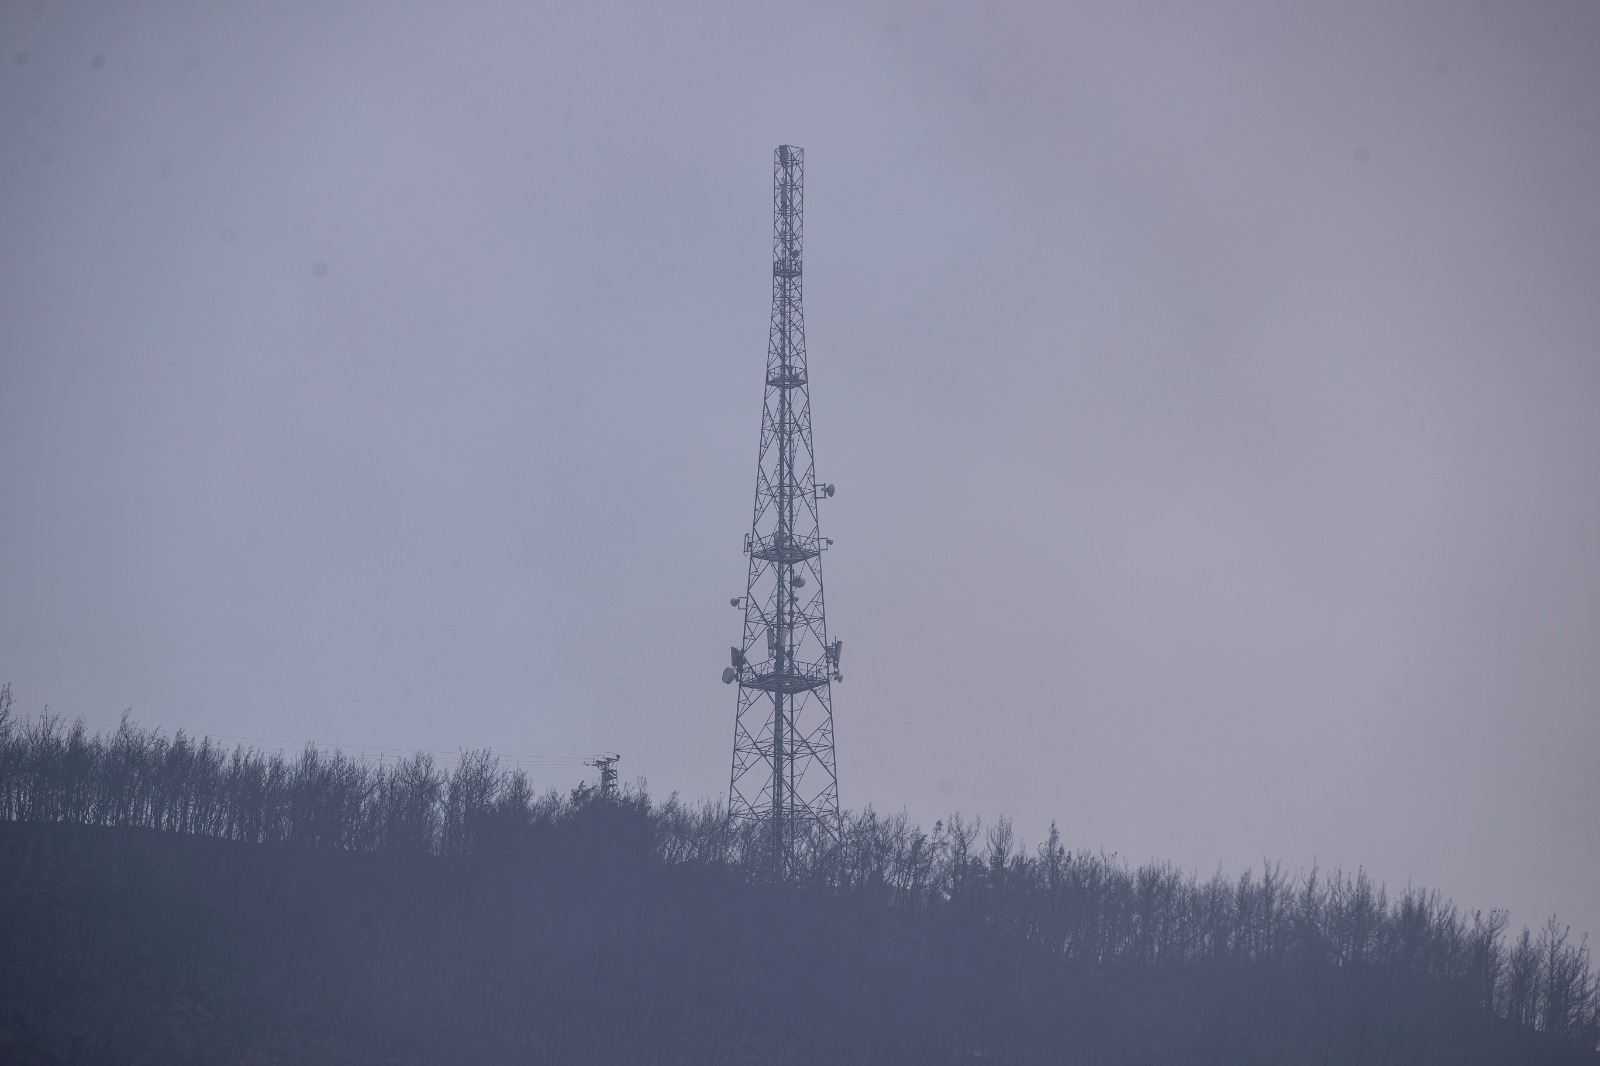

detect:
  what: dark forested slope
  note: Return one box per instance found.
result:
[1,699,1596,1065]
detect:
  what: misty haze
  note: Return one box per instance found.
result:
[2,2,1598,1063]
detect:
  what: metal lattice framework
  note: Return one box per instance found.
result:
[724,145,842,875]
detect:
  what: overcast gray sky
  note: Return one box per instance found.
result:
[2,0,1597,942]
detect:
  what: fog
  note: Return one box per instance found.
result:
[2,0,1597,945]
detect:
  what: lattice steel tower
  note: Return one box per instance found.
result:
[722,145,843,874]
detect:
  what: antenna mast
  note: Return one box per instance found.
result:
[723,145,843,876]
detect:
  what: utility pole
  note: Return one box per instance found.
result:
[587,753,619,799]
[723,145,844,878]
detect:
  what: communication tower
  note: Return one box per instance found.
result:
[722,145,843,875]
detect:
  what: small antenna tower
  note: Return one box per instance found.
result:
[587,753,620,799]
[722,145,844,876]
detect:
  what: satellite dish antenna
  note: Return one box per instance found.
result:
[721,666,738,684]
[822,484,835,497]
[790,573,806,588]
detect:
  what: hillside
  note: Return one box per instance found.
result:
[1,704,1596,1064]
